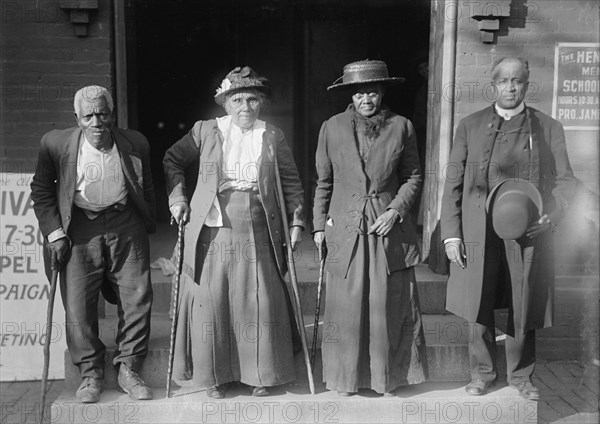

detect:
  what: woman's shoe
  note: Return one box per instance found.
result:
[338,391,353,397]
[252,386,269,397]
[206,385,225,399]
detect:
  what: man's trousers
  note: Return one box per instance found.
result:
[61,202,152,379]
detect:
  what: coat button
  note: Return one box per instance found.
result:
[488,123,493,128]
[484,148,490,153]
[477,193,481,198]
[271,213,275,219]
[486,131,492,136]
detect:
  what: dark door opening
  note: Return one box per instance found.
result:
[132,0,431,223]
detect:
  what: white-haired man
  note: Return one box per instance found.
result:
[31,85,156,403]
[441,57,577,400]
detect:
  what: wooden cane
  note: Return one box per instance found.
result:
[311,244,326,370]
[166,219,185,398]
[272,154,316,395]
[40,267,58,424]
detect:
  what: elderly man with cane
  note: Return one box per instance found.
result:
[441,57,577,400]
[31,85,156,404]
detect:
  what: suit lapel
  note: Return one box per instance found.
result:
[205,125,224,187]
[112,128,141,198]
[258,128,275,182]
[60,128,82,206]
[335,112,368,181]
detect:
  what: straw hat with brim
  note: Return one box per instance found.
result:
[214,66,271,106]
[327,60,405,91]
[485,179,543,240]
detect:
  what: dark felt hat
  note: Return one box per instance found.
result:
[486,179,543,240]
[327,59,405,91]
[214,66,271,106]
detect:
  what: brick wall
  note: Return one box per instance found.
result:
[451,0,599,189]
[453,0,599,119]
[0,0,113,172]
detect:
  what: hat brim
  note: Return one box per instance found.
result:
[327,77,406,91]
[214,85,272,106]
[486,179,543,215]
[486,179,543,239]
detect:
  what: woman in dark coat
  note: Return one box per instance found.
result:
[312,60,429,396]
[163,67,305,398]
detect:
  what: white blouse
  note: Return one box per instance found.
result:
[204,116,266,227]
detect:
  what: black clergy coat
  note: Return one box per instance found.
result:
[440,105,577,334]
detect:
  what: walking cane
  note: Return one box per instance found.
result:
[40,266,59,424]
[310,243,326,370]
[272,153,316,395]
[166,219,185,398]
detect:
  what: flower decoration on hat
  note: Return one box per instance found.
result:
[216,78,232,96]
[214,66,271,106]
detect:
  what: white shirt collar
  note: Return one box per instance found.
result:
[82,133,117,154]
[495,102,525,120]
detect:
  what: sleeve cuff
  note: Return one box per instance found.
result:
[169,197,188,208]
[47,228,67,243]
[386,207,403,223]
[444,237,462,244]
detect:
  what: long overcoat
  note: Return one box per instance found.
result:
[440,106,577,334]
[312,107,422,277]
[163,119,305,282]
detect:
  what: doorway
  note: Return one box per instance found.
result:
[129,0,431,222]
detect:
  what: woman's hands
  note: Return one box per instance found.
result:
[290,226,302,251]
[170,201,191,225]
[368,209,401,236]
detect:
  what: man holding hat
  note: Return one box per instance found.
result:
[441,57,577,400]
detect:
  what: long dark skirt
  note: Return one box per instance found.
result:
[322,232,429,393]
[173,190,295,387]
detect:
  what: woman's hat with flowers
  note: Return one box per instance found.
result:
[214,66,271,106]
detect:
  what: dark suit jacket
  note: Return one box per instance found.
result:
[163,119,305,281]
[312,107,422,278]
[440,105,577,332]
[31,126,157,286]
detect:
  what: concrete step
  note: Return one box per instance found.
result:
[64,314,498,389]
[117,263,451,317]
[50,382,537,423]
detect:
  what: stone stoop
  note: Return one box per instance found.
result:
[50,382,536,424]
[63,314,508,389]
[59,258,529,424]
[143,264,452,316]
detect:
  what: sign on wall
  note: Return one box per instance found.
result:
[552,42,600,130]
[0,173,66,381]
